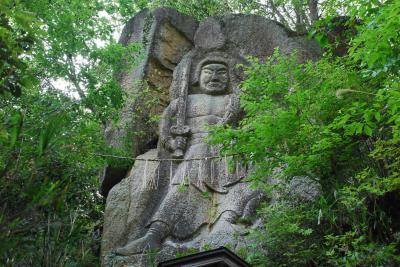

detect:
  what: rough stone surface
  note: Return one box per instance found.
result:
[102,149,163,260]
[100,8,198,196]
[102,8,322,267]
[268,171,322,204]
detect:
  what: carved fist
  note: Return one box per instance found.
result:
[166,136,187,152]
[174,136,187,150]
[168,125,190,158]
[167,136,187,159]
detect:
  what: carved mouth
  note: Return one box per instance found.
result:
[207,82,223,87]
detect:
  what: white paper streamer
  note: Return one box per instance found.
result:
[148,175,156,189]
[186,161,190,185]
[142,159,148,190]
[225,155,229,177]
[169,160,173,185]
[156,164,160,188]
[222,155,227,185]
[181,161,187,185]
[236,159,239,179]
[197,159,203,188]
[211,158,214,185]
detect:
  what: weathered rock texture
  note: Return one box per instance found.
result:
[101,8,198,196]
[102,8,322,267]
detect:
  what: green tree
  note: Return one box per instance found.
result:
[0,88,106,266]
[0,0,41,96]
[3,0,399,265]
[0,0,140,265]
[210,0,400,265]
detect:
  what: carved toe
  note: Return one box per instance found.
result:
[115,234,160,255]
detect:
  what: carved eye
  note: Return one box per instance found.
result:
[202,69,212,75]
[217,70,227,75]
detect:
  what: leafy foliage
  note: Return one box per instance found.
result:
[144,0,320,30]
[2,0,400,265]
[210,1,400,265]
[0,89,106,265]
[0,0,41,96]
[0,0,142,265]
[350,0,400,77]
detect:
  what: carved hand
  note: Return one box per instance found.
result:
[220,95,240,125]
[175,136,187,150]
[166,136,187,152]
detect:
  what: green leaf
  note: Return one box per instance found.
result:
[364,125,373,136]
[38,115,63,156]
[9,111,23,148]
[374,112,381,122]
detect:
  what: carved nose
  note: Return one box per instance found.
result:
[211,72,219,81]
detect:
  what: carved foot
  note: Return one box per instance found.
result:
[115,221,169,255]
[115,233,161,255]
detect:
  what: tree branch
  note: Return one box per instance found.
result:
[267,1,288,26]
[281,4,297,28]
[66,54,86,99]
[308,0,319,24]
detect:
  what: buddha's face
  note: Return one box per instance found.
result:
[199,63,229,94]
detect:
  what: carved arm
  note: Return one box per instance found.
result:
[220,94,242,126]
[159,99,180,152]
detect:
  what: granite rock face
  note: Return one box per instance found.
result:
[100,8,198,196]
[102,8,322,267]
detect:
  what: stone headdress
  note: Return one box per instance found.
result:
[169,50,245,99]
[169,17,246,100]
